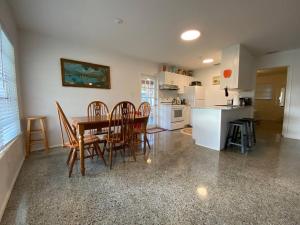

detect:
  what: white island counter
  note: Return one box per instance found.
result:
[191,106,252,151]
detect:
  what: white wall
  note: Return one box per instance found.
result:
[0,0,25,221]
[256,49,300,140]
[193,65,243,106]
[19,30,159,148]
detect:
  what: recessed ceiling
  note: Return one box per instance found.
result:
[8,0,300,69]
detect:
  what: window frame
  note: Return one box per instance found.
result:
[0,24,22,153]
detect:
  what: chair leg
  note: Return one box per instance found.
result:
[109,143,113,170]
[130,140,137,162]
[240,126,246,154]
[86,145,93,159]
[26,119,32,158]
[66,148,73,165]
[146,136,151,150]
[94,143,106,166]
[122,144,126,162]
[69,149,77,177]
[103,141,107,155]
[225,125,233,149]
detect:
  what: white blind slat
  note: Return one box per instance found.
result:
[0,25,21,151]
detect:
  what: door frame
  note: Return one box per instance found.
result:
[140,74,158,128]
[255,66,291,137]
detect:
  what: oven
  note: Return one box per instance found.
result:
[171,105,184,123]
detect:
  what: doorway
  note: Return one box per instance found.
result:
[254,67,288,135]
[140,75,158,128]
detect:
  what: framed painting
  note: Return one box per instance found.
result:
[60,58,111,89]
[212,75,220,85]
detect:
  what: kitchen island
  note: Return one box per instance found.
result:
[191,106,252,151]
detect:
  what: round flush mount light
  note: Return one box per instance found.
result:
[203,58,214,64]
[114,18,124,24]
[180,29,201,41]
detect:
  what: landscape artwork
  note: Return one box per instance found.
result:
[60,58,111,89]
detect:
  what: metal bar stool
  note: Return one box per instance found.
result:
[225,120,250,154]
[26,116,49,157]
[239,118,256,147]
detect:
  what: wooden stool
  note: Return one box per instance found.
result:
[26,116,49,157]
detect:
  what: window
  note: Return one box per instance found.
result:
[141,76,157,128]
[0,25,21,151]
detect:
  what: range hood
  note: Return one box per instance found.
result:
[159,84,179,90]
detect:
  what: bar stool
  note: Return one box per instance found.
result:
[26,116,49,157]
[225,120,250,154]
[241,118,256,146]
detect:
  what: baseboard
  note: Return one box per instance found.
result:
[0,156,25,222]
[30,144,61,152]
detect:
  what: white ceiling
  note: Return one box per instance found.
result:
[8,0,300,69]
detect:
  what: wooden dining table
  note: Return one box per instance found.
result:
[71,115,148,176]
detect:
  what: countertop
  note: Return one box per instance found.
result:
[191,105,253,111]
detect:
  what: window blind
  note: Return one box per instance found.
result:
[0,25,21,151]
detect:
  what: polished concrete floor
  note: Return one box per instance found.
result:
[1,127,300,225]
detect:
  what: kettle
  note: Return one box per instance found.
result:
[233,95,240,106]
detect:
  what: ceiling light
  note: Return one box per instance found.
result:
[203,58,214,64]
[114,18,124,24]
[180,30,200,41]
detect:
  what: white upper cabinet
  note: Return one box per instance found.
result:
[158,71,192,93]
[220,44,254,90]
[159,72,176,85]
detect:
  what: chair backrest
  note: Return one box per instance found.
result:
[87,101,109,134]
[138,102,151,117]
[56,101,78,147]
[108,101,136,142]
[87,101,109,117]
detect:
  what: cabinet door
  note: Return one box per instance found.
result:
[165,72,176,85]
[185,76,192,87]
[179,76,191,94]
[220,44,240,89]
[177,75,184,94]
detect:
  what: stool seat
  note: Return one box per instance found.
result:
[27,116,46,120]
[26,116,49,157]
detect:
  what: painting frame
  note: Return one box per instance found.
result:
[60,58,111,89]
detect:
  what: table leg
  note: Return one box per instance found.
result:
[78,125,85,176]
[143,124,147,154]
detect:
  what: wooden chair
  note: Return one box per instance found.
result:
[87,101,109,128]
[134,102,151,154]
[56,101,106,177]
[105,101,136,169]
[87,101,109,156]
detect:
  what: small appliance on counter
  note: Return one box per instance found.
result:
[172,97,181,105]
[239,97,252,106]
[233,95,240,106]
[180,98,186,105]
[190,81,202,86]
